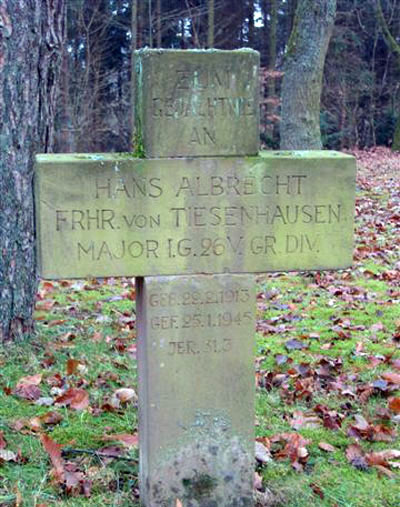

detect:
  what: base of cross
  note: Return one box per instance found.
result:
[137,274,255,507]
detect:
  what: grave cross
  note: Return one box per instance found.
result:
[35,49,356,506]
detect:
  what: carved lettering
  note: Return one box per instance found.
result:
[95,177,162,199]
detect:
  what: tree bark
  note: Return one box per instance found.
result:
[280,0,337,149]
[208,0,215,48]
[247,0,254,47]
[131,0,138,149]
[0,0,65,342]
[156,0,162,48]
[266,0,278,140]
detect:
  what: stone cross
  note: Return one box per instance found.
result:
[35,49,356,506]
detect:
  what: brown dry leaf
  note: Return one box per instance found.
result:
[110,387,137,408]
[13,373,43,401]
[389,397,400,414]
[271,433,311,471]
[0,431,6,449]
[114,387,137,402]
[40,411,64,426]
[66,359,81,376]
[310,483,324,500]
[101,433,138,448]
[290,411,320,430]
[255,441,272,464]
[28,416,43,432]
[55,388,89,411]
[318,442,336,452]
[48,319,66,327]
[254,471,263,490]
[35,300,55,311]
[368,449,400,461]
[40,434,65,483]
[14,384,41,401]
[175,500,183,507]
[382,372,400,385]
[17,374,42,386]
[373,464,396,478]
[97,445,125,458]
[347,414,396,442]
[346,443,368,470]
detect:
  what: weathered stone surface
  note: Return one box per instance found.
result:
[135,49,260,158]
[136,274,255,506]
[35,151,356,279]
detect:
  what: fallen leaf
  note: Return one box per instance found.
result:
[14,384,41,401]
[97,445,125,458]
[0,449,17,462]
[285,339,308,351]
[13,373,43,401]
[55,388,89,411]
[254,471,263,490]
[101,433,138,448]
[310,483,324,499]
[66,359,81,376]
[271,433,311,471]
[255,441,272,464]
[40,411,64,425]
[40,434,65,482]
[0,431,6,449]
[35,300,55,311]
[35,397,55,407]
[16,374,42,386]
[346,443,368,470]
[318,442,336,452]
[389,397,400,414]
[28,417,43,432]
[113,387,137,403]
[290,411,321,430]
[382,372,400,385]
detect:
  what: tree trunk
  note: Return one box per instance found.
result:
[148,0,153,48]
[280,0,337,149]
[0,0,65,342]
[374,0,400,150]
[266,0,278,140]
[131,0,138,149]
[156,0,162,48]
[208,0,215,48]
[247,0,254,47]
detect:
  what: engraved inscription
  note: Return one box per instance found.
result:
[62,173,340,263]
[146,285,254,357]
[149,60,258,149]
[36,155,356,277]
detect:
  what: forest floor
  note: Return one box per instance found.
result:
[0,148,399,507]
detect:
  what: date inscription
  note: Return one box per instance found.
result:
[147,284,254,357]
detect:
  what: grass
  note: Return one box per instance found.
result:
[254,269,399,506]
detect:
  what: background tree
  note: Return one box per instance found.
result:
[280,0,337,149]
[50,0,400,153]
[375,0,400,149]
[0,0,65,342]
